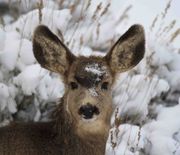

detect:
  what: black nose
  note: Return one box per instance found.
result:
[78,104,100,119]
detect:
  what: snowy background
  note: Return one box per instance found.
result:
[0,0,180,155]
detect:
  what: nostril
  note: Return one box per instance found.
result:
[78,104,100,119]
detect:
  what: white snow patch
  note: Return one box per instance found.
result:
[13,64,47,95]
[85,63,106,76]
[88,88,98,97]
[0,26,5,51]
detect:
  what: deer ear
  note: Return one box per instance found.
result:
[33,25,76,74]
[105,24,145,73]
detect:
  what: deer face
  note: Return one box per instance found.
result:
[33,25,145,136]
[65,57,113,136]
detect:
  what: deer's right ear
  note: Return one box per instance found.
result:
[105,24,145,74]
[33,25,76,74]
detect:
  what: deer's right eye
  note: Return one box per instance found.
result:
[101,82,109,90]
[70,82,78,90]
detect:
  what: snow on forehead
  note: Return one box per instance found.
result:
[84,63,107,76]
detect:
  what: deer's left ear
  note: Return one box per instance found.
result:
[105,24,145,73]
[33,25,76,74]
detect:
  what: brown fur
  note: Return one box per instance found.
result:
[0,102,107,155]
[0,24,145,155]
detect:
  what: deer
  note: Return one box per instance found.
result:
[0,24,145,155]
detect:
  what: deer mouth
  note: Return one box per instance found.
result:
[78,104,100,120]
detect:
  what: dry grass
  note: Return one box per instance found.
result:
[116,5,132,25]
[92,2,102,20]
[150,15,158,31]
[58,0,65,7]
[155,0,173,37]
[85,0,92,10]
[169,28,180,43]
[159,20,176,37]
[96,22,101,40]
[148,0,180,52]
[37,0,43,24]
[100,2,111,17]
[161,0,172,19]
[110,130,117,149]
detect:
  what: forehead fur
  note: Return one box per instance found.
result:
[70,56,110,88]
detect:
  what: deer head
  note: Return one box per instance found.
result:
[33,24,145,139]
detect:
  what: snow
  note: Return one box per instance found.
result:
[85,63,106,76]
[0,0,180,155]
[13,64,46,95]
[143,102,180,155]
[0,31,20,71]
[88,88,98,97]
[0,27,5,51]
[85,63,107,96]
[18,39,35,65]
[0,83,9,111]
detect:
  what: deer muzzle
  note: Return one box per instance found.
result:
[78,103,100,119]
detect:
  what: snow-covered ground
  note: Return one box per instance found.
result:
[0,0,180,154]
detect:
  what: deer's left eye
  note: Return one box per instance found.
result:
[70,82,78,90]
[101,82,109,90]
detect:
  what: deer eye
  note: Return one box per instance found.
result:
[70,82,78,90]
[101,82,109,90]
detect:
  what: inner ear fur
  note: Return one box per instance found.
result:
[33,25,76,74]
[105,24,145,73]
